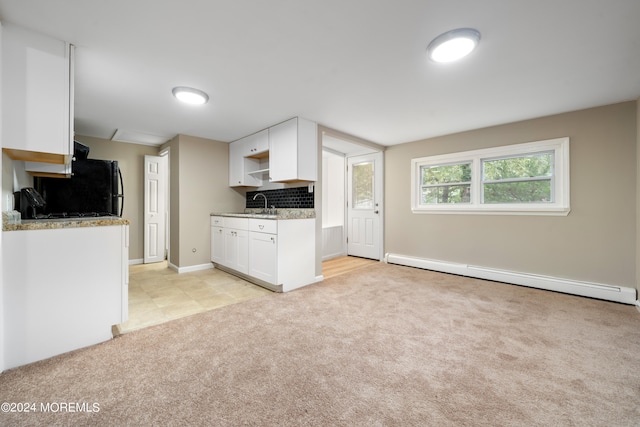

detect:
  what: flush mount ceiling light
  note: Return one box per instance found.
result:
[427,28,481,63]
[172,86,209,105]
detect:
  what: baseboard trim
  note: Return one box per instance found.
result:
[384,253,637,305]
[129,258,143,265]
[168,262,213,274]
[212,263,283,292]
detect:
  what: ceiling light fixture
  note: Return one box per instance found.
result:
[427,28,481,63]
[172,86,209,105]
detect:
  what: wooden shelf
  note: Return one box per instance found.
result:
[247,151,269,160]
[3,148,69,164]
[248,168,270,175]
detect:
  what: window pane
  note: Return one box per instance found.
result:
[483,152,552,181]
[422,163,471,185]
[353,161,374,209]
[483,180,552,203]
[422,184,471,204]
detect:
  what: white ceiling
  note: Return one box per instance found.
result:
[1,0,639,147]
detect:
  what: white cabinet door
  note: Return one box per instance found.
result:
[268,118,297,182]
[228,137,262,187]
[235,229,249,274]
[211,226,225,264]
[224,228,249,274]
[268,117,317,182]
[249,231,278,284]
[243,129,269,156]
[229,138,245,186]
[2,23,74,170]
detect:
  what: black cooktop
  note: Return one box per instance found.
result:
[34,212,117,219]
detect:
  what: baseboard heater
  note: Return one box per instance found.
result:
[384,253,637,305]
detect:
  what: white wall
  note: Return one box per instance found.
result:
[1,19,4,372]
[322,150,344,228]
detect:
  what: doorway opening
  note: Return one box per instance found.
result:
[321,134,384,261]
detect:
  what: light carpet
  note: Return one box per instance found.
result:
[1,263,639,426]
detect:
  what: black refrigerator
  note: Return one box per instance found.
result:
[35,158,124,217]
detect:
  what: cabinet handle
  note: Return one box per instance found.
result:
[259,225,264,230]
[271,237,275,243]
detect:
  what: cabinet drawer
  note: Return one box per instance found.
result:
[211,216,224,226]
[224,217,249,230]
[249,218,277,234]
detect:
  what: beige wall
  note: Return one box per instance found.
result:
[75,135,159,261]
[385,102,637,289]
[162,134,245,269]
[164,135,180,266]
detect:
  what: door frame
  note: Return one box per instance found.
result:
[321,131,385,262]
[346,151,384,261]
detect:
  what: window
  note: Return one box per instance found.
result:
[411,137,570,215]
[352,161,374,209]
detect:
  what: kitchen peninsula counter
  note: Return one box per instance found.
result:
[2,213,130,369]
[2,213,129,232]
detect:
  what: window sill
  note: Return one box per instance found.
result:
[411,206,571,216]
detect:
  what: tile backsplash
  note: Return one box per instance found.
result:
[246,186,314,209]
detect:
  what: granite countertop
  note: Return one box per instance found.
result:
[2,212,130,231]
[211,208,315,220]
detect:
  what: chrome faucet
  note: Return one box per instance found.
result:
[253,193,267,212]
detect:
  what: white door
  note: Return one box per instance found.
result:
[347,152,383,260]
[144,155,167,264]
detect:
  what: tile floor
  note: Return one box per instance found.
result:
[114,262,272,335]
[114,256,378,335]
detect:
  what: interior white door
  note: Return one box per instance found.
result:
[347,152,383,260]
[144,155,167,264]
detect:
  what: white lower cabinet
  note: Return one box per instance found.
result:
[224,227,248,274]
[211,215,316,292]
[211,216,249,274]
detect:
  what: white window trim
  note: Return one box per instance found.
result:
[411,137,570,216]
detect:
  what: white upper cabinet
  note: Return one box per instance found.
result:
[229,135,264,187]
[2,23,74,174]
[228,117,317,187]
[268,117,317,182]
